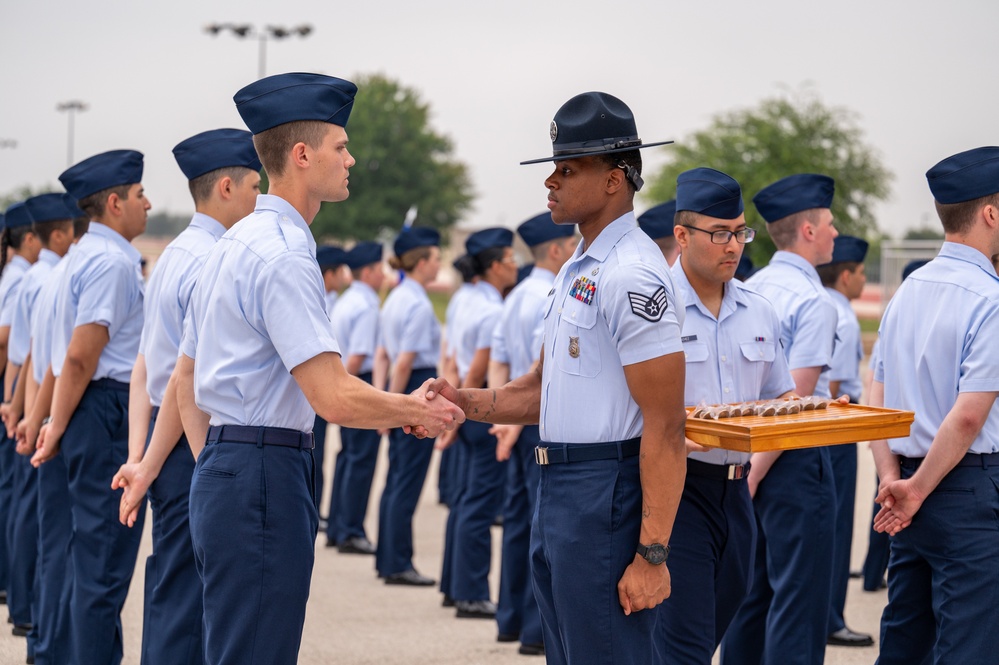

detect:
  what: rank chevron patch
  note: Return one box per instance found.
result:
[628,286,668,322]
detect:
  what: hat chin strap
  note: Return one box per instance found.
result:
[618,162,644,191]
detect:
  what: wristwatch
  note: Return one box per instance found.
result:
[636,542,669,565]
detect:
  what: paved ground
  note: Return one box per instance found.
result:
[0,432,889,664]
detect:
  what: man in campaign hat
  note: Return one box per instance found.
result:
[32,148,150,663]
[871,146,999,664]
[722,173,840,665]
[424,91,687,664]
[174,73,462,664]
[111,128,261,664]
[639,199,680,266]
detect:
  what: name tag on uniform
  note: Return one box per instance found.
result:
[569,276,596,305]
[681,335,698,343]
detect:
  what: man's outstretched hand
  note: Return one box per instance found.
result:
[404,378,465,439]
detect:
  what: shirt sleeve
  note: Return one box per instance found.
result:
[758,307,796,399]
[959,302,999,392]
[74,257,140,338]
[601,262,683,366]
[785,295,837,372]
[258,253,340,372]
[399,300,436,356]
[179,306,198,360]
[474,305,502,351]
[491,311,509,365]
[827,313,861,382]
[346,305,378,360]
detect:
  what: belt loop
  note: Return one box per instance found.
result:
[982,453,988,470]
[256,427,264,448]
[616,441,624,462]
[561,443,568,464]
[208,426,219,445]
[299,432,305,451]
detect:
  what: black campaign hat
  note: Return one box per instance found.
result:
[520,92,672,166]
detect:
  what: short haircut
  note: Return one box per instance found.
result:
[674,210,698,229]
[766,209,821,250]
[934,192,999,235]
[389,246,433,273]
[78,184,132,220]
[73,217,90,238]
[32,219,73,246]
[252,120,330,178]
[817,261,860,287]
[597,149,642,192]
[188,166,254,204]
[472,247,506,276]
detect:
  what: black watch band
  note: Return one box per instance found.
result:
[636,542,669,565]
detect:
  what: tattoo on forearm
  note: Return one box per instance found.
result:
[642,502,651,519]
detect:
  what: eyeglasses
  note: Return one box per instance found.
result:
[680,225,756,245]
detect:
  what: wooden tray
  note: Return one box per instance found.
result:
[684,402,914,453]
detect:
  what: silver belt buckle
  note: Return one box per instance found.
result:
[535,446,549,465]
[728,464,744,480]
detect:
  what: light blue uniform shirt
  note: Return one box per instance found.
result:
[0,255,31,328]
[445,283,476,358]
[825,287,862,401]
[325,290,338,317]
[672,261,795,465]
[32,250,72,382]
[179,195,339,432]
[50,222,144,383]
[329,281,380,375]
[492,266,554,380]
[139,213,226,407]
[540,213,684,443]
[9,248,60,366]
[380,276,440,370]
[874,242,999,456]
[453,281,503,382]
[746,251,837,397]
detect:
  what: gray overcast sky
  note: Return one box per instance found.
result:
[1,0,996,238]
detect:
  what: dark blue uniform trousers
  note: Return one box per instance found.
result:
[190,433,318,665]
[0,432,14,596]
[656,460,756,664]
[861,478,890,591]
[375,368,436,578]
[531,453,656,665]
[34,453,73,665]
[439,424,468,599]
[721,448,835,665]
[438,443,455,506]
[449,419,505,601]
[875,455,999,665]
[827,442,858,634]
[62,379,145,665]
[141,411,202,665]
[326,372,380,543]
[496,425,543,646]
[313,414,328,517]
[9,452,38,633]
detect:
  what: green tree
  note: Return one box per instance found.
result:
[644,91,892,265]
[1,184,57,210]
[309,74,474,242]
[903,226,944,240]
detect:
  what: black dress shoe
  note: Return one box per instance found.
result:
[0,590,7,604]
[12,623,32,637]
[849,569,863,579]
[827,627,875,647]
[324,537,338,549]
[337,537,377,555]
[497,632,519,643]
[519,642,545,656]
[26,655,35,664]
[384,569,436,586]
[455,599,497,619]
[442,595,455,608]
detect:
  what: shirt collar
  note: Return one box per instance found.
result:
[38,248,60,267]
[769,250,821,285]
[88,222,142,264]
[938,241,999,280]
[476,280,503,303]
[575,212,636,263]
[824,286,850,307]
[254,194,316,257]
[529,266,556,282]
[348,280,379,302]
[189,212,227,241]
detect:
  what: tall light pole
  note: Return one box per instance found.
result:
[204,23,313,79]
[57,100,88,167]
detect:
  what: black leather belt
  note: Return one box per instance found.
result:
[534,437,641,465]
[899,451,999,470]
[207,425,314,450]
[687,458,750,481]
[91,377,129,392]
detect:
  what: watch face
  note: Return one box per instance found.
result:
[640,543,668,565]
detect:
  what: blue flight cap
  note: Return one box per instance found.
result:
[466,228,514,256]
[735,254,757,280]
[173,128,261,181]
[0,213,4,231]
[521,91,672,166]
[62,193,86,218]
[926,146,999,204]
[316,245,348,269]
[235,72,357,135]
[344,241,383,270]
[638,200,677,240]
[676,168,744,219]
[823,235,869,265]
[516,212,574,247]
[59,150,144,201]
[753,174,835,223]
[24,193,74,223]
[902,259,930,281]
[3,202,33,229]
[393,227,440,257]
